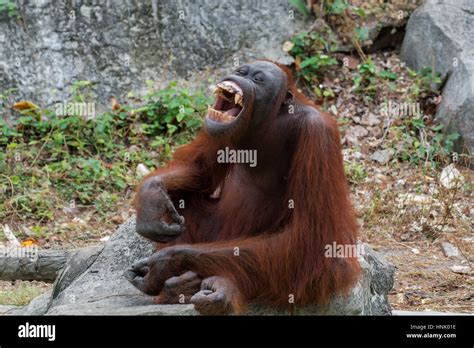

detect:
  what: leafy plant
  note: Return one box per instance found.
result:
[355,27,369,41]
[326,0,350,14]
[289,31,338,84]
[288,0,309,17]
[290,31,334,57]
[299,54,338,82]
[395,118,460,167]
[0,0,19,18]
[353,58,377,95]
[70,80,94,103]
[0,81,211,221]
[379,69,397,81]
[408,67,442,96]
[344,162,367,183]
[353,58,398,96]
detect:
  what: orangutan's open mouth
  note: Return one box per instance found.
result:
[207,81,244,123]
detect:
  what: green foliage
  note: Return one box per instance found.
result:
[322,0,366,17]
[379,69,397,80]
[344,162,367,183]
[408,67,442,96]
[288,0,309,17]
[300,54,338,82]
[290,31,334,57]
[355,27,369,41]
[70,80,94,103]
[353,58,398,97]
[353,58,377,95]
[326,0,350,14]
[395,118,460,167]
[417,67,442,87]
[0,0,19,18]
[0,82,211,221]
[289,31,338,84]
[138,81,209,136]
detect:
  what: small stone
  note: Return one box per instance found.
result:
[110,215,124,224]
[128,145,140,153]
[370,149,394,164]
[136,163,150,177]
[450,265,471,274]
[396,293,405,303]
[439,164,463,189]
[282,41,294,52]
[395,179,406,187]
[345,125,368,144]
[440,242,460,258]
[463,236,474,243]
[367,113,381,126]
[398,193,432,205]
[361,113,381,126]
[368,126,383,139]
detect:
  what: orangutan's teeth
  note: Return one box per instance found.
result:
[218,82,235,94]
[208,107,235,123]
[217,81,243,95]
[234,93,243,106]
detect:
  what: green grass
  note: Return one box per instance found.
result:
[0,282,44,306]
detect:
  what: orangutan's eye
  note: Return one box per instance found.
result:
[253,74,264,82]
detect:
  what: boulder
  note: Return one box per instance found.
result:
[401,0,474,155]
[0,0,301,111]
[9,218,394,316]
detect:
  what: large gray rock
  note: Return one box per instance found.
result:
[0,0,300,111]
[9,217,394,315]
[401,0,474,155]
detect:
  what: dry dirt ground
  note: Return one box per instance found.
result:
[353,163,473,313]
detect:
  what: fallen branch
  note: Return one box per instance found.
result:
[0,247,73,282]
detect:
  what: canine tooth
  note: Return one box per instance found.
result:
[234,94,242,105]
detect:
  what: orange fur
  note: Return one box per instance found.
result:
[134,64,361,311]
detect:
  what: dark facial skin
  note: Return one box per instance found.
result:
[205,61,289,139]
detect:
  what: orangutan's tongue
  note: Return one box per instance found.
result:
[225,107,241,117]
